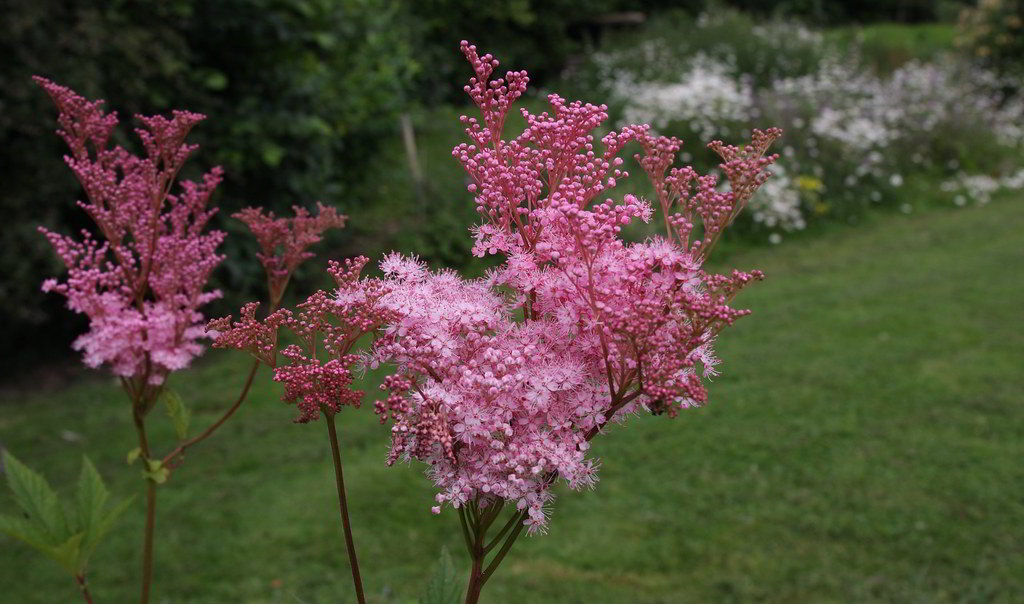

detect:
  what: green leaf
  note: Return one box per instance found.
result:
[2,450,68,543]
[162,389,191,440]
[0,453,113,577]
[95,495,135,546]
[126,447,142,465]
[1,512,86,576]
[0,513,52,551]
[419,546,462,604]
[142,459,169,485]
[43,531,85,575]
[74,457,109,555]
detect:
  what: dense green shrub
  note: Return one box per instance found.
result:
[572,9,1023,243]
[956,0,1024,78]
[0,0,418,375]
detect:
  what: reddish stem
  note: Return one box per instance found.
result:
[75,574,93,604]
[461,501,527,604]
[162,358,261,466]
[132,410,156,604]
[464,548,486,604]
[325,412,366,604]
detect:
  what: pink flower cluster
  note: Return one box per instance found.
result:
[36,78,225,386]
[210,257,396,422]
[233,203,346,306]
[202,42,778,533]
[369,43,781,531]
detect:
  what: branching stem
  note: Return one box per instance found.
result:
[162,359,260,466]
[462,499,529,604]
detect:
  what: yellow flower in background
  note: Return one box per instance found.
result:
[795,175,824,193]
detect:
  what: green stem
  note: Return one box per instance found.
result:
[458,506,474,555]
[481,510,527,582]
[462,502,528,604]
[483,508,519,554]
[325,412,366,604]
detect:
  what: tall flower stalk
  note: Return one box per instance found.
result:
[35,79,342,603]
[36,77,223,603]
[209,257,395,604]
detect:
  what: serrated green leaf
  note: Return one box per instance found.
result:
[126,447,142,465]
[80,492,135,565]
[162,389,191,440]
[0,513,52,551]
[74,456,109,554]
[2,453,130,577]
[2,450,68,543]
[43,531,85,576]
[1,513,85,577]
[419,546,462,604]
[90,495,134,556]
[95,495,135,544]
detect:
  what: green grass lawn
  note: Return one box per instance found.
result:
[825,22,956,73]
[2,196,1022,603]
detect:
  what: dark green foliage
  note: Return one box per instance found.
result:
[1,1,195,374]
[1,0,420,376]
[826,22,957,73]
[956,0,1024,80]
[0,451,132,578]
[404,0,702,105]
[727,0,969,24]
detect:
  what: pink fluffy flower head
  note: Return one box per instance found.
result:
[371,43,781,531]
[36,77,225,390]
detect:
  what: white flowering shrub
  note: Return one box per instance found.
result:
[941,168,1024,206]
[593,13,1024,236]
[617,53,754,141]
[747,164,807,234]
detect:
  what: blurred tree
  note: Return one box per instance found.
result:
[956,0,1024,81]
[0,0,418,377]
[1,1,194,376]
[725,0,971,23]
[406,0,708,105]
